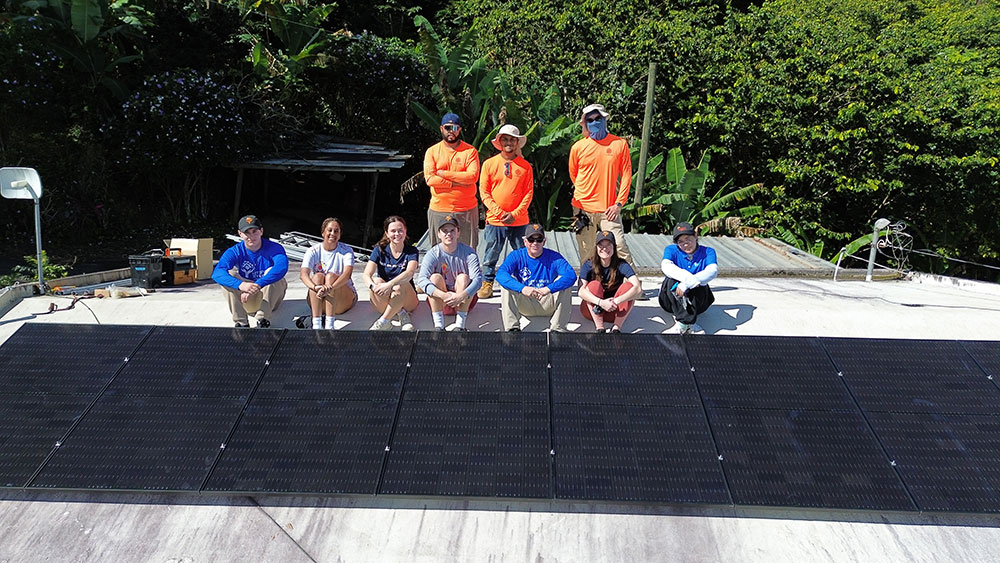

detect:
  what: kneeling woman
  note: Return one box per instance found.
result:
[300,217,357,329]
[363,215,419,331]
[578,230,642,332]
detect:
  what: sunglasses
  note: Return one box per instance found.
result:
[526,236,544,243]
[586,116,604,124]
[443,124,460,132]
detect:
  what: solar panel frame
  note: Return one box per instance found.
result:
[708,407,916,511]
[549,333,699,407]
[205,398,397,494]
[687,335,852,410]
[0,323,149,396]
[106,326,282,400]
[404,332,549,403]
[869,411,1000,513]
[256,331,413,402]
[552,403,729,504]
[821,338,1000,414]
[0,393,91,488]
[28,395,242,492]
[379,401,551,498]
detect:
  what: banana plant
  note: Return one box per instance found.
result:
[625,146,763,235]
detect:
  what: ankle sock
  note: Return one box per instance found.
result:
[312,317,323,329]
[325,316,336,330]
[456,311,468,329]
[432,311,445,329]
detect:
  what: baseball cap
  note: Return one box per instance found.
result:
[238,215,262,232]
[524,223,545,239]
[438,215,460,230]
[672,222,696,241]
[441,112,462,126]
[595,230,616,245]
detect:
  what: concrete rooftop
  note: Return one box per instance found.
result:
[3,266,1000,562]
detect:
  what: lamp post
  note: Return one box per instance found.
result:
[866,218,891,282]
[1,168,45,291]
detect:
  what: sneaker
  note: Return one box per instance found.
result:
[256,318,270,329]
[235,322,250,328]
[688,323,704,334]
[674,322,691,334]
[369,318,393,331]
[610,326,621,333]
[397,310,414,331]
[595,327,608,333]
[454,327,468,332]
[508,327,521,332]
[293,316,307,329]
[477,280,494,299]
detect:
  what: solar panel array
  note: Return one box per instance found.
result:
[2,324,1000,513]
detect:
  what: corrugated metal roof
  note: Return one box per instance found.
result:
[417,230,852,277]
[235,138,409,173]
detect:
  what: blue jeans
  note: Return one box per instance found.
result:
[482,224,527,282]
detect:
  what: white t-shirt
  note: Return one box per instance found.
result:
[302,242,356,291]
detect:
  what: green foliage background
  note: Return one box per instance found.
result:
[0,0,998,279]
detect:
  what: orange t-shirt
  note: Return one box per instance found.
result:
[423,140,480,212]
[478,154,534,226]
[568,134,632,213]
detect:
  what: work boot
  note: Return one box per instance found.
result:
[477,280,494,299]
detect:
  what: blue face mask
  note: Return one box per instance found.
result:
[586,117,608,140]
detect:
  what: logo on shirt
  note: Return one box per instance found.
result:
[520,266,531,280]
[239,260,257,279]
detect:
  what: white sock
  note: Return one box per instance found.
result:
[456,311,468,329]
[325,316,336,330]
[432,311,445,329]
[312,317,323,329]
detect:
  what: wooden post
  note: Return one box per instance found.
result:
[231,167,244,223]
[632,63,657,233]
[364,172,379,249]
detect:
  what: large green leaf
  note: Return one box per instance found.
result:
[71,0,103,43]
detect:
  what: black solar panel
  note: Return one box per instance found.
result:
[822,338,1000,414]
[206,399,396,494]
[687,336,851,410]
[380,401,550,498]
[404,332,548,403]
[709,408,915,510]
[869,412,1000,513]
[106,326,281,400]
[550,333,698,406]
[257,331,412,402]
[0,323,148,395]
[0,394,91,488]
[553,403,728,503]
[961,341,1000,381]
[29,396,241,491]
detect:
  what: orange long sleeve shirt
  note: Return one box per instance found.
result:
[478,154,534,227]
[567,134,632,213]
[423,140,480,212]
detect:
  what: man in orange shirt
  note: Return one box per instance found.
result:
[423,112,481,248]
[568,103,633,266]
[477,124,534,298]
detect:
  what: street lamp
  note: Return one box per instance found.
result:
[0,167,45,291]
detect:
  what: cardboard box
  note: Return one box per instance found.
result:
[163,238,214,280]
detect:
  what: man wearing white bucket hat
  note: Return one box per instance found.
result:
[568,103,634,267]
[476,124,534,299]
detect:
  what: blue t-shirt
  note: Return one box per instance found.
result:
[212,238,289,289]
[662,244,717,275]
[579,259,636,294]
[369,244,419,281]
[496,247,577,293]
